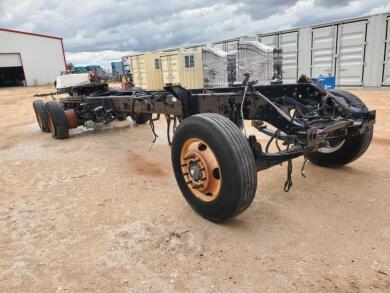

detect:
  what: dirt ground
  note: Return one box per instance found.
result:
[0,85,389,292]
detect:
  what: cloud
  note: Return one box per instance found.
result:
[315,0,352,7]
[230,0,300,20]
[293,0,389,26]
[65,50,134,69]
[369,2,390,14]
[1,0,389,68]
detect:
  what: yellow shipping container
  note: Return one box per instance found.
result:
[130,52,165,90]
[161,52,204,90]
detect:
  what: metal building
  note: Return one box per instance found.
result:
[0,28,66,87]
[257,12,390,87]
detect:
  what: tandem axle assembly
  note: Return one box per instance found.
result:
[33,76,375,222]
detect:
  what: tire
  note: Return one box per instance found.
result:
[171,113,257,222]
[329,89,368,111]
[130,113,152,124]
[307,90,373,167]
[117,114,128,121]
[45,100,69,139]
[33,99,50,132]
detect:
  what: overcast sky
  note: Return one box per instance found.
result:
[1,0,389,69]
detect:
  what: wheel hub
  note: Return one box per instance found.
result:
[180,138,221,202]
[188,160,203,182]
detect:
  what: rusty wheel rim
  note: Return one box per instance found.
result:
[34,108,43,129]
[64,109,78,129]
[180,138,221,202]
[47,112,56,136]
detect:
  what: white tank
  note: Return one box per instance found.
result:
[56,73,90,89]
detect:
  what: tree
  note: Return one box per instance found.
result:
[67,63,75,71]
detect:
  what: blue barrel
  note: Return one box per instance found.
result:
[311,75,336,89]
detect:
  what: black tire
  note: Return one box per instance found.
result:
[329,89,368,111]
[117,114,128,121]
[307,90,373,167]
[171,113,257,222]
[33,99,50,132]
[45,100,69,139]
[130,113,152,124]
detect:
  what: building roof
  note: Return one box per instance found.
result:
[0,27,62,40]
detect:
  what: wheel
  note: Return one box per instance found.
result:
[171,113,257,222]
[33,99,50,132]
[117,114,128,121]
[307,90,373,167]
[130,113,152,124]
[45,100,69,139]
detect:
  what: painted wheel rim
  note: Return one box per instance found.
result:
[64,109,77,129]
[180,138,222,202]
[34,108,43,129]
[47,112,56,136]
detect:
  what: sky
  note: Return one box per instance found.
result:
[0,0,389,69]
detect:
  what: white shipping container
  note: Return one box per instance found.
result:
[383,17,390,85]
[257,12,390,87]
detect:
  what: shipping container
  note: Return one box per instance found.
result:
[111,61,124,77]
[123,13,389,88]
[160,52,204,89]
[130,52,166,90]
[381,15,390,85]
[258,31,299,83]
[257,12,390,87]
[121,56,132,75]
[311,20,368,86]
[183,44,207,53]
[160,48,229,89]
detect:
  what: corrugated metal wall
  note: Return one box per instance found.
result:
[0,30,65,86]
[259,32,299,83]
[124,12,389,88]
[130,52,165,90]
[122,56,131,75]
[382,16,390,85]
[257,12,390,87]
[160,52,204,89]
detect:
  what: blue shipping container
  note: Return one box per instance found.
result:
[111,62,124,77]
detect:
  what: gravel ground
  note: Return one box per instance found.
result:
[0,85,389,292]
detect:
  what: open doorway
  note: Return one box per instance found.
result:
[0,66,26,87]
[0,53,26,87]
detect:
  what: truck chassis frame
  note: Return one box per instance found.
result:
[33,77,376,222]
